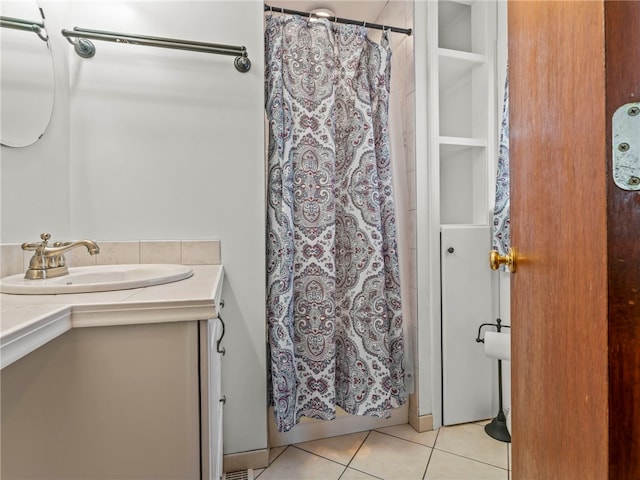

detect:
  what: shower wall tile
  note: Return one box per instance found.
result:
[409,250,417,290]
[376,1,410,33]
[407,171,417,213]
[409,210,417,245]
[379,0,419,414]
[181,240,221,265]
[96,241,140,265]
[412,366,420,404]
[405,45,416,91]
[408,170,417,212]
[140,241,182,264]
[409,287,418,329]
[405,90,416,127]
[405,129,416,173]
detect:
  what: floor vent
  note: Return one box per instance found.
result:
[223,469,253,480]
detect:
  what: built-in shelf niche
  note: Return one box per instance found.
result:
[439,144,488,225]
[435,0,495,227]
[438,0,489,55]
[438,55,488,139]
[438,1,472,52]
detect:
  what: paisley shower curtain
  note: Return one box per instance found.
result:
[493,73,510,260]
[265,14,406,433]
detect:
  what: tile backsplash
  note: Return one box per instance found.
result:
[0,240,222,278]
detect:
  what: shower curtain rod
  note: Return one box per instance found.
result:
[61,27,251,72]
[264,3,412,36]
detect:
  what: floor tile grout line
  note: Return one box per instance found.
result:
[345,429,372,469]
[373,427,438,449]
[337,434,386,480]
[254,444,288,478]
[262,444,353,479]
[269,445,288,465]
[253,444,289,479]
[341,465,386,480]
[291,430,368,466]
[421,425,440,480]
[335,464,349,480]
[290,444,355,468]
[263,430,371,477]
[431,446,510,471]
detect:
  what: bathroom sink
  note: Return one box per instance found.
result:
[0,264,194,295]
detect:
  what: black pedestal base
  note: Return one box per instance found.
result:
[484,410,511,443]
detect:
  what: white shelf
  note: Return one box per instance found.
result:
[439,48,486,64]
[439,136,487,148]
[439,51,486,93]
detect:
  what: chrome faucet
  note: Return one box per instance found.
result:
[21,233,100,279]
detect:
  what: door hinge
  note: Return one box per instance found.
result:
[613,102,640,191]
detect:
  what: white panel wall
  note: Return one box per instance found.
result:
[1,0,266,456]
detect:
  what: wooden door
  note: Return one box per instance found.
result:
[605,2,640,478]
[510,1,640,478]
[508,1,609,478]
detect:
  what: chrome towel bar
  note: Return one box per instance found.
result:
[1,15,48,41]
[61,27,251,72]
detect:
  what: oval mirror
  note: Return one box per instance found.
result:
[1,2,55,147]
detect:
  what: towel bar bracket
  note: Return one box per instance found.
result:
[71,38,95,58]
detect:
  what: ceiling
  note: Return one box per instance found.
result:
[264,0,390,24]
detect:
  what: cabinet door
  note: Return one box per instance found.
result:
[1,322,201,479]
[441,225,494,425]
[208,318,224,480]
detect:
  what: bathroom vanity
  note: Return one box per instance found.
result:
[0,265,224,480]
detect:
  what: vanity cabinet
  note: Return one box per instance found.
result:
[1,319,223,479]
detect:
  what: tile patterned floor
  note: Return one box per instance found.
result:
[253,421,510,480]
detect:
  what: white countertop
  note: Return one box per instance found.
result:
[0,265,224,369]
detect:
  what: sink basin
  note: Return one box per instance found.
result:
[0,264,194,295]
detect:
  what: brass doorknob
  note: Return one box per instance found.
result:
[489,248,516,273]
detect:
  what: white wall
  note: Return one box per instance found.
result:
[1,0,266,456]
[1,1,71,242]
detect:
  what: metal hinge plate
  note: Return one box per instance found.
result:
[613,102,640,191]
